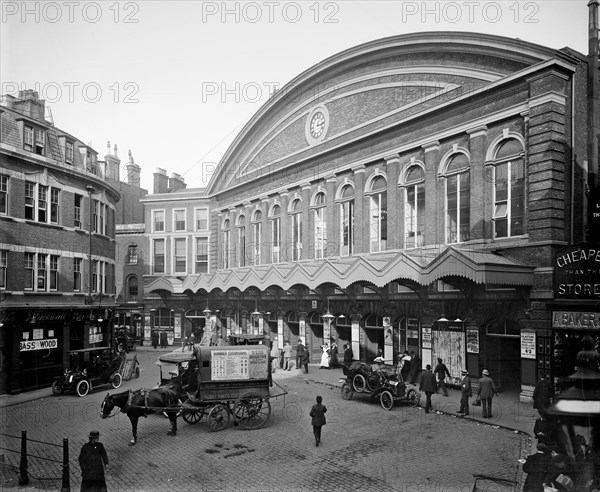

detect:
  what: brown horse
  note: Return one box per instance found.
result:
[100,381,183,445]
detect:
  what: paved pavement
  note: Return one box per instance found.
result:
[0,347,535,491]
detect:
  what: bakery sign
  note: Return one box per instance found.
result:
[553,243,600,299]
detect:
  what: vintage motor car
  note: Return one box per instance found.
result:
[52,347,125,397]
[339,357,421,410]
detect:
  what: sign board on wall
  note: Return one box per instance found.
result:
[554,243,600,299]
[552,311,600,329]
[466,329,479,354]
[521,330,536,359]
[20,339,58,351]
[422,327,432,349]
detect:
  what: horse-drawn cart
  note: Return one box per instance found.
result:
[158,345,286,432]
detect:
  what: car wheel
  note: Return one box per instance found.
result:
[117,343,125,353]
[134,365,140,378]
[341,382,353,400]
[407,389,420,407]
[51,381,64,396]
[111,373,123,389]
[352,374,366,393]
[76,380,90,397]
[380,390,394,411]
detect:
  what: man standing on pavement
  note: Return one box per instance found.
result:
[477,369,498,419]
[301,345,310,373]
[419,364,436,413]
[532,374,554,416]
[79,430,109,492]
[457,369,472,416]
[296,339,305,370]
[434,357,451,396]
[283,340,292,370]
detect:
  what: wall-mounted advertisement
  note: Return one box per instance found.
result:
[466,329,479,354]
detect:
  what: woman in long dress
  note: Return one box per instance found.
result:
[329,341,339,368]
[320,344,330,368]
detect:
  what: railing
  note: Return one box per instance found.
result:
[0,430,70,491]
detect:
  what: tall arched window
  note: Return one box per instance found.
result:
[127,275,138,301]
[289,198,302,261]
[368,176,387,253]
[252,209,262,266]
[237,214,246,267]
[493,138,524,238]
[445,153,471,244]
[222,218,231,269]
[270,204,281,264]
[338,184,354,256]
[312,191,327,260]
[404,165,425,249]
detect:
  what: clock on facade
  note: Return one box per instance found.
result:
[309,111,326,139]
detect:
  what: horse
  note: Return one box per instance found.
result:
[101,380,183,446]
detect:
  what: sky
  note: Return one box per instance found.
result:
[1,0,590,192]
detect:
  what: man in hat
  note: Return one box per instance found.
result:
[296,339,305,371]
[522,443,552,492]
[419,364,437,413]
[533,374,554,416]
[457,369,472,416]
[477,369,498,419]
[78,430,109,492]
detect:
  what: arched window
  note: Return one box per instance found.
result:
[127,275,138,301]
[252,209,262,266]
[312,191,327,260]
[270,204,281,264]
[445,153,470,244]
[222,218,231,269]
[289,198,302,261]
[338,184,354,256]
[493,138,524,238]
[404,166,425,249]
[237,214,246,267]
[368,176,387,253]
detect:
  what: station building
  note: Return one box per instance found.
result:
[143,23,600,402]
[0,90,120,393]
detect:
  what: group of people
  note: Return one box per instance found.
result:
[281,339,311,373]
[151,330,169,349]
[319,341,340,369]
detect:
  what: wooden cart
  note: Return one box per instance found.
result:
[157,345,286,432]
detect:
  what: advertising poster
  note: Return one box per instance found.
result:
[521,330,536,359]
[466,329,479,354]
[422,327,432,349]
[211,349,268,380]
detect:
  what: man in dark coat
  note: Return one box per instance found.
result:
[522,443,552,492]
[458,369,472,415]
[408,351,422,384]
[343,344,353,365]
[434,357,451,396]
[419,364,437,413]
[309,395,327,446]
[533,374,554,415]
[296,339,305,370]
[78,430,109,492]
[477,369,498,419]
[301,345,310,373]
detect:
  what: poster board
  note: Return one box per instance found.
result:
[210,348,269,380]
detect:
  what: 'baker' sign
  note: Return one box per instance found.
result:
[553,243,600,299]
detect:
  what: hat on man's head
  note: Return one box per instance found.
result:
[536,443,550,453]
[89,430,100,439]
[461,369,468,375]
[482,369,490,376]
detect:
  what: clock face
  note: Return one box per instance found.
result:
[310,111,326,139]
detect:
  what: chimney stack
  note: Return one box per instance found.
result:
[126,150,141,187]
[169,173,187,192]
[153,168,169,194]
[8,90,46,121]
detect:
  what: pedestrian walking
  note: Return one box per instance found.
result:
[419,364,437,413]
[309,395,327,447]
[296,339,305,370]
[78,430,109,492]
[301,345,310,373]
[457,369,472,416]
[319,343,330,368]
[343,344,353,365]
[408,351,422,384]
[522,443,552,492]
[477,369,498,419]
[533,374,554,416]
[283,340,292,370]
[434,357,451,396]
[329,340,339,368]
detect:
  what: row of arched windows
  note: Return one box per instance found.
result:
[220,136,525,268]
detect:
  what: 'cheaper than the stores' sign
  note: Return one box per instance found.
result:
[554,243,600,299]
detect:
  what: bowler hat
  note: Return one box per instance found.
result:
[461,369,468,374]
[89,430,100,439]
[482,369,490,376]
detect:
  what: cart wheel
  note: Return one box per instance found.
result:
[111,373,123,389]
[341,382,353,400]
[51,381,64,396]
[76,380,90,397]
[407,389,420,407]
[380,390,394,411]
[134,365,140,378]
[117,343,125,353]
[182,409,203,424]
[233,393,271,430]
[352,374,366,393]
[207,404,230,432]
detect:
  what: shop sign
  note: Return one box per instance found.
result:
[20,339,58,351]
[89,333,103,344]
[554,243,600,299]
[466,329,479,354]
[422,327,432,349]
[521,330,536,359]
[552,310,600,329]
